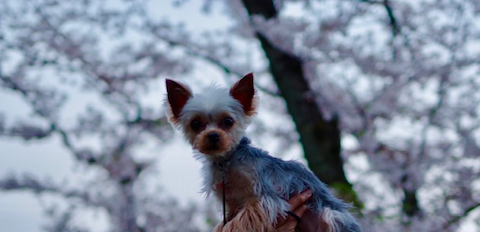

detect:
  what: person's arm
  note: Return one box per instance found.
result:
[275,190,312,232]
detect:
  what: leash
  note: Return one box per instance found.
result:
[215,143,242,227]
[216,160,230,226]
[222,174,226,226]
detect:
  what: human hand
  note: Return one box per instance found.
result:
[274,189,312,232]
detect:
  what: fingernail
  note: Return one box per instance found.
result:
[304,189,312,197]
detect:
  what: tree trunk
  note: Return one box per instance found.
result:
[241,0,360,207]
[402,188,420,218]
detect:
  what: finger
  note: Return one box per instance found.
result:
[276,205,308,232]
[276,190,312,227]
[276,218,298,232]
[292,202,309,218]
[287,189,312,211]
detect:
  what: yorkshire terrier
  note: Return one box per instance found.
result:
[165,73,361,232]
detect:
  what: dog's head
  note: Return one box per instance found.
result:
[165,73,256,157]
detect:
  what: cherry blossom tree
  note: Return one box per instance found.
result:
[235,0,480,231]
[1,0,480,231]
[0,0,214,231]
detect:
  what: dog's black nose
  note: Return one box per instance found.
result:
[208,132,220,143]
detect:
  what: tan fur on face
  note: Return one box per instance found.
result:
[194,129,235,156]
[183,115,208,145]
[215,112,235,129]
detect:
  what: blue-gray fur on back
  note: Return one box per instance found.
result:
[216,137,361,232]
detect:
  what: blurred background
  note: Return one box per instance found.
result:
[1,0,479,231]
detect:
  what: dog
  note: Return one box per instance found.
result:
[165,73,361,232]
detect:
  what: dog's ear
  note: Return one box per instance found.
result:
[166,79,192,120]
[230,73,256,116]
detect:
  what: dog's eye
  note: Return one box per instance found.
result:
[190,119,203,131]
[223,117,234,128]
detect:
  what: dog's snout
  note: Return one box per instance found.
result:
[208,132,220,143]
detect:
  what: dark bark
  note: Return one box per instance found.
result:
[360,0,400,37]
[402,188,420,218]
[383,0,400,37]
[401,172,421,218]
[241,0,360,206]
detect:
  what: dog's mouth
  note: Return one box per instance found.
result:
[194,131,233,156]
[200,143,236,158]
[199,142,226,155]
[205,143,220,151]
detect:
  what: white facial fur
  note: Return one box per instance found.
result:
[175,85,252,157]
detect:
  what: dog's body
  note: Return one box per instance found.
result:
[203,137,360,232]
[165,73,361,232]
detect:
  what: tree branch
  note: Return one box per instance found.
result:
[135,3,280,97]
[0,174,104,208]
[444,202,480,229]
[360,0,400,37]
